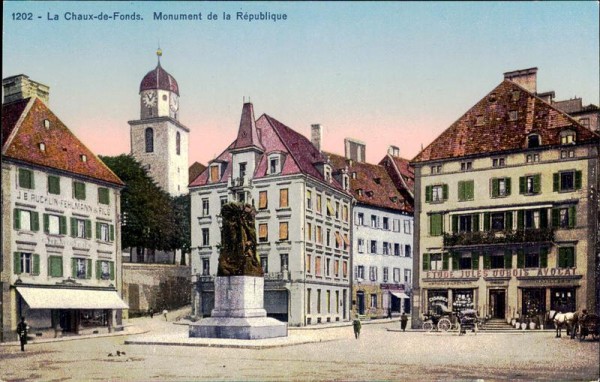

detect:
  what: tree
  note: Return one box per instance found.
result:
[172,194,191,265]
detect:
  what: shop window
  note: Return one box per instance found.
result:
[452,290,474,313]
[427,290,448,315]
[522,289,546,318]
[551,288,576,313]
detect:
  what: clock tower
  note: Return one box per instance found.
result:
[129,49,189,196]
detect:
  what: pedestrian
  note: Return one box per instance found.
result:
[16,317,28,352]
[149,308,154,319]
[387,309,392,319]
[353,318,362,339]
[163,309,168,321]
[400,312,408,332]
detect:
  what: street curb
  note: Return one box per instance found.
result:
[124,337,340,349]
[0,326,148,347]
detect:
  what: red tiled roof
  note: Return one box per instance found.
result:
[2,98,124,186]
[380,155,414,193]
[188,161,206,183]
[233,102,264,151]
[139,63,179,95]
[328,153,412,213]
[412,80,600,163]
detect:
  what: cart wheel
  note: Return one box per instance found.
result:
[438,318,452,332]
[423,321,434,332]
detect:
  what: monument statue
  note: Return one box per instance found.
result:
[217,203,263,277]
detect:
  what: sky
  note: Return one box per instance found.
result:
[3,1,599,167]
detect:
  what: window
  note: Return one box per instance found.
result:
[210,165,220,182]
[382,242,390,255]
[306,190,312,210]
[306,254,312,273]
[525,251,540,268]
[70,218,91,239]
[14,209,40,231]
[430,254,443,271]
[98,187,110,205]
[405,245,412,257]
[73,181,86,200]
[317,289,322,313]
[492,158,506,167]
[458,180,474,201]
[316,226,323,244]
[370,294,378,308]
[394,243,401,256]
[73,258,91,279]
[509,110,518,121]
[280,254,289,272]
[560,130,576,145]
[475,115,484,126]
[239,162,247,179]
[552,206,576,229]
[258,191,268,210]
[96,222,114,242]
[335,202,340,219]
[201,228,210,246]
[452,214,476,233]
[279,222,289,241]
[491,212,505,231]
[371,215,378,228]
[460,162,472,171]
[356,265,365,279]
[269,157,280,174]
[519,174,541,195]
[48,175,60,195]
[526,154,540,163]
[326,290,331,313]
[343,261,348,278]
[489,253,507,269]
[306,222,313,241]
[429,213,443,236]
[260,256,268,273]
[145,128,154,152]
[202,198,210,216]
[558,247,575,268]
[202,258,210,275]
[560,149,575,159]
[393,268,401,282]
[258,224,268,242]
[357,238,365,253]
[18,168,35,189]
[523,209,542,229]
[326,229,331,247]
[382,217,389,230]
[370,240,377,254]
[404,220,412,234]
[369,266,378,281]
[13,253,39,275]
[430,165,442,174]
[554,171,582,192]
[404,269,411,284]
[491,177,511,197]
[326,200,334,217]
[356,213,364,225]
[237,192,245,203]
[342,205,349,222]
[316,194,322,213]
[96,260,114,280]
[426,184,447,203]
[578,118,590,128]
[220,196,228,209]
[315,256,322,276]
[306,288,312,314]
[48,256,63,277]
[527,134,540,148]
[325,258,331,276]
[279,188,288,208]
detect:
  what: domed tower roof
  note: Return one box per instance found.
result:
[139,49,179,95]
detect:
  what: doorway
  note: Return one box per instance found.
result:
[356,291,365,315]
[489,289,506,319]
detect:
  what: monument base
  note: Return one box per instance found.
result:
[189,276,287,339]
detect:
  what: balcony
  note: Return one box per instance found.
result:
[443,228,554,248]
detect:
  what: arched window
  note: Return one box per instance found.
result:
[145,128,154,153]
[176,132,181,155]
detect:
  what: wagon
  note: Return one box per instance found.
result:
[422,303,454,332]
[577,314,599,341]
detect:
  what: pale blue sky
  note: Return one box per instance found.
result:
[3,1,599,165]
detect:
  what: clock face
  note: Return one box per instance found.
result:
[142,91,157,107]
[170,94,179,111]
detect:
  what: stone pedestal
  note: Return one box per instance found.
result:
[189,276,287,339]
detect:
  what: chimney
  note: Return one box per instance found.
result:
[2,74,50,104]
[311,124,322,151]
[344,138,366,163]
[503,67,537,94]
[388,145,400,157]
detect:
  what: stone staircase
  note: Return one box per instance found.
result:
[481,318,517,331]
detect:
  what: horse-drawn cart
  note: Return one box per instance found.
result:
[458,309,479,335]
[422,303,454,332]
[577,314,599,341]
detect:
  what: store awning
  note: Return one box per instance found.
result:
[391,291,410,299]
[17,287,128,309]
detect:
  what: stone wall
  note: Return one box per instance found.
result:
[122,263,190,317]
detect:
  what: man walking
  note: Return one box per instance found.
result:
[353,318,362,339]
[400,312,408,332]
[17,317,28,352]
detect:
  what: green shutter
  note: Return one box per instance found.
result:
[517,210,524,230]
[425,186,432,203]
[452,252,459,270]
[96,222,101,239]
[85,220,92,239]
[492,178,499,197]
[483,212,490,231]
[109,225,115,242]
[539,208,548,228]
[533,174,541,194]
[31,212,40,231]
[553,173,560,192]
[72,258,77,278]
[96,260,101,279]
[49,256,63,277]
[505,178,511,196]
[48,175,60,195]
[110,261,115,280]
[505,212,513,231]
[574,171,582,189]
[472,214,480,232]
[43,213,49,233]
[442,184,448,201]
[517,250,525,268]
[540,247,548,268]
[504,250,512,269]
[32,254,40,275]
[568,206,576,228]
[14,209,21,230]
[70,218,77,237]
[430,214,443,236]
[458,181,465,201]
[442,253,449,270]
[472,252,479,270]
[19,169,27,188]
[59,216,67,235]
[422,253,430,271]
[519,176,526,194]
[483,253,491,269]
[466,181,474,200]
[452,215,458,233]
[86,259,92,279]
[552,208,560,227]
[14,252,22,274]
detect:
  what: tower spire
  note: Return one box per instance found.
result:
[156,43,162,66]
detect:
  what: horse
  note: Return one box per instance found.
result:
[552,311,578,338]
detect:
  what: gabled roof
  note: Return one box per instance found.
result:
[328,152,412,213]
[188,161,207,183]
[412,80,600,163]
[1,98,124,186]
[380,155,414,195]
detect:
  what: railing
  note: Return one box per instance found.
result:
[443,228,554,247]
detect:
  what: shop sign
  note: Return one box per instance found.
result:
[424,268,577,280]
[16,190,112,217]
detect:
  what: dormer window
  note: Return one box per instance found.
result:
[324,165,332,182]
[209,164,221,182]
[512,91,521,101]
[357,188,363,197]
[268,153,284,175]
[527,134,541,148]
[351,172,357,179]
[373,177,381,184]
[80,154,87,163]
[43,119,51,129]
[342,174,349,191]
[560,130,576,145]
[366,191,374,197]
[509,110,518,121]
[39,143,46,152]
[475,116,485,126]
